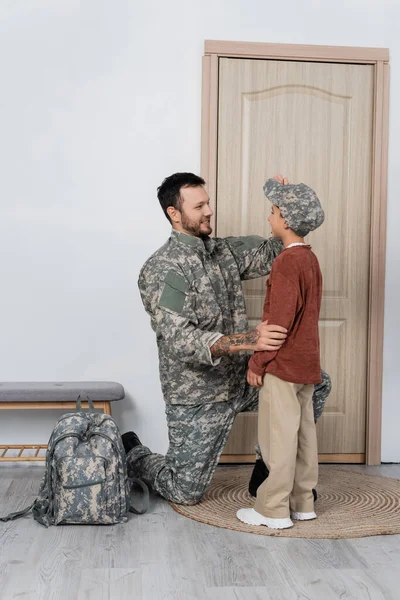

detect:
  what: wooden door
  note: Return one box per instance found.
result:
[217,58,374,460]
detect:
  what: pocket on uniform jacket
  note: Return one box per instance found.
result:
[159,271,189,314]
[191,277,222,327]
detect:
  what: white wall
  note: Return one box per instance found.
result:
[0,0,398,460]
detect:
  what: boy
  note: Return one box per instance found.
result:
[237,178,325,530]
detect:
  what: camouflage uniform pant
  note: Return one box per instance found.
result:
[127,370,331,505]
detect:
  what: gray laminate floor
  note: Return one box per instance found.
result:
[1,464,400,600]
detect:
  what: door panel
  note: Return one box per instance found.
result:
[217,58,373,455]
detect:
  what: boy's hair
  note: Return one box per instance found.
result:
[157,173,205,223]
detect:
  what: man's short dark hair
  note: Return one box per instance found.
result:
[157,172,205,222]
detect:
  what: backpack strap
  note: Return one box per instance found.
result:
[0,502,35,522]
[1,472,51,526]
[32,500,51,527]
[128,477,149,515]
[76,393,95,412]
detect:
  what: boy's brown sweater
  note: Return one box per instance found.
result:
[248,245,322,384]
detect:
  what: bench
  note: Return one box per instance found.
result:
[0,381,125,462]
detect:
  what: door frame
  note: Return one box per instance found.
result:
[201,40,390,465]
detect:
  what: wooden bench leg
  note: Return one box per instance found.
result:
[103,401,112,415]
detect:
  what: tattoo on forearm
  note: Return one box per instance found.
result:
[211,329,260,357]
[244,330,260,345]
[211,337,231,357]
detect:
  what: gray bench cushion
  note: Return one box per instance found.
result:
[0,382,125,402]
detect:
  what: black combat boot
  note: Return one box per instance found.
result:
[248,459,269,497]
[248,459,318,502]
[121,431,142,454]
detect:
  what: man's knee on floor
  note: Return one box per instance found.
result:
[169,484,205,506]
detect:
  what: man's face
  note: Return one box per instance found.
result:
[178,185,213,238]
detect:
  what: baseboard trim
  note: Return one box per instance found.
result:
[219,453,365,464]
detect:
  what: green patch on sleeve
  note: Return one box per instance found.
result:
[158,271,189,314]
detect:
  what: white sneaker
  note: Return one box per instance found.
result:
[236,508,293,529]
[291,511,317,521]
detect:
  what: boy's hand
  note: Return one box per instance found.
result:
[247,368,264,388]
[273,174,289,185]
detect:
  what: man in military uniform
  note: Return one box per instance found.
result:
[124,172,331,505]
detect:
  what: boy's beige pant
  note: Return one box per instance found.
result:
[254,373,318,519]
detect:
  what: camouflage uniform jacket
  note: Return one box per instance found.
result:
[138,229,283,406]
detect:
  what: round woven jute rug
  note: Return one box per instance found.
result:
[170,465,400,539]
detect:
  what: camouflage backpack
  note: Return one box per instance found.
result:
[1,395,148,526]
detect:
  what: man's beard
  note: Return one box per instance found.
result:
[181,213,212,238]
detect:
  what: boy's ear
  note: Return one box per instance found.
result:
[283,220,290,230]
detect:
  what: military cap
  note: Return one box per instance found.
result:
[263,179,325,237]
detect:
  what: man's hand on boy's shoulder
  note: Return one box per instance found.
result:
[247,367,264,388]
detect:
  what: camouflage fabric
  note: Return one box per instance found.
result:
[263,179,325,237]
[33,412,132,526]
[127,370,331,505]
[313,370,332,421]
[138,229,283,406]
